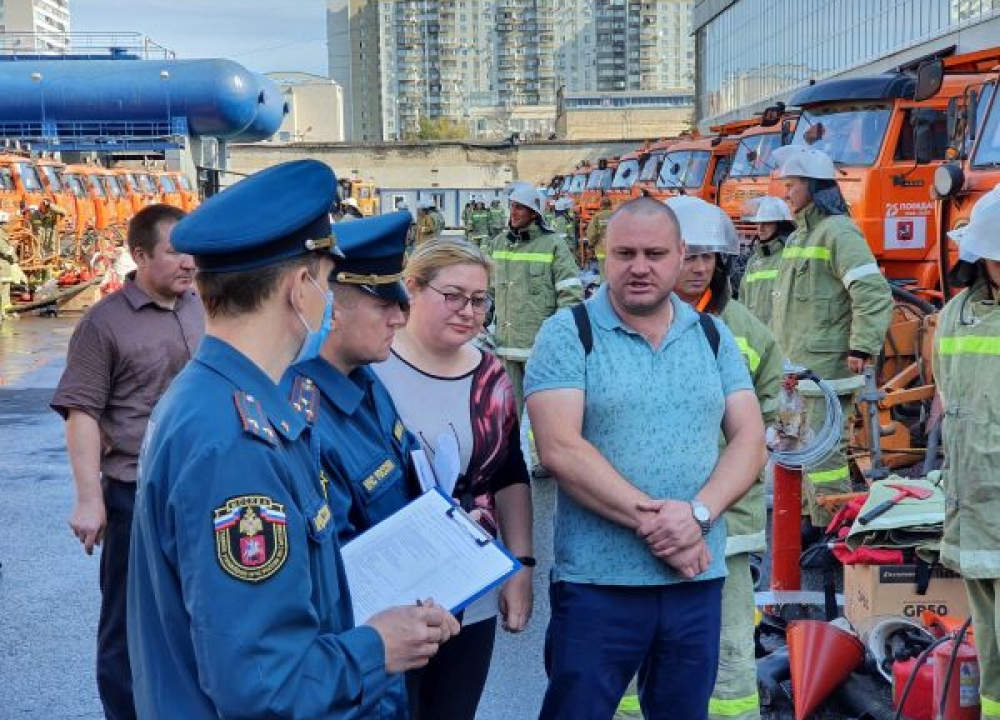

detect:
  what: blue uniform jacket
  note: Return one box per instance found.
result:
[128,337,390,719]
[289,358,420,544]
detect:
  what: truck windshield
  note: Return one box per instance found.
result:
[792,105,891,166]
[611,159,641,189]
[63,175,87,198]
[16,162,44,192]
[972,82,1000,168]
[638,152,664,182]
[729,132,784,178]
[40,166,64,192]
[657,150,710,189]
[586,168,614,191]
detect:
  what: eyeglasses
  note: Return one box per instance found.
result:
[425,284,493,315]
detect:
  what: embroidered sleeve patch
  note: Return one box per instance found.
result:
[214,495,289,583]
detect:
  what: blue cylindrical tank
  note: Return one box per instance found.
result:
[0,59,284,141]
[238,77,289,143]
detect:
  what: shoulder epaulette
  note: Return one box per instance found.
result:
[289,376,319,424]
[233,391,278,446]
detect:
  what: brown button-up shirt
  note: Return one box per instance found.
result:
[51,281,205,483]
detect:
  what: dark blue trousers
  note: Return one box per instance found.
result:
[97,477,137,720]
[539,579,724,720]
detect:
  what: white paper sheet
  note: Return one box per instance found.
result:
[342,489,520,625]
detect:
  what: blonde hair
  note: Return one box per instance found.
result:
[404,238,493,285]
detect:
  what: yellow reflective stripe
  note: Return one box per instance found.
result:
[735,336,761,373]
[981,694,1000,719]
[743,269,778,283]
[596,252,606,259]
[617,695,641,713]
[492,251,553,262]
[782,246,831,261]
[709,692,761,717]
[939,335,1000,356]
[809,465,849,484]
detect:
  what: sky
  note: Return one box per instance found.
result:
[71,0,329,76]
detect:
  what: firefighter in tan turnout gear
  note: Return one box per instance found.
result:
[485,182,582,471]
[738,196,796,327]
[669,195,782,720]
[933,186,1000,720]
[769,146,893,528]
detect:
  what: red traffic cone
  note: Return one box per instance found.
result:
[788,619,864,720]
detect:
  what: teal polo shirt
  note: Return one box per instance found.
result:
[525,285,753,586]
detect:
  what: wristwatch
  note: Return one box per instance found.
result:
[516,555,537,568]
[690,500,713,536]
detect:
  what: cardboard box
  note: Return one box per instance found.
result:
[843,563,970,625]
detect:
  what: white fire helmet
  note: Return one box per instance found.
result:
[773,145,837,180]
[948,184,1000,262]
[743,195,794,223]
[665,195,739,255]
[508,181,545,216]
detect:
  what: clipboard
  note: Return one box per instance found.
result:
[341,488,522,625]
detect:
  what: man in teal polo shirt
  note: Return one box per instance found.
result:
[525,196,766,720]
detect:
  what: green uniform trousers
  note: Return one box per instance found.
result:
[709,553,761,720]
[802,392,855,527]
[503,358,539,469]
[967,578,1000,720]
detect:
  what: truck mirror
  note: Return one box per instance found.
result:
[911,109,938,165]
[914,60,943,102]
[968,90,979,145]
[946,97,958,142]
[780,119,793,145]
[760,104,784,127]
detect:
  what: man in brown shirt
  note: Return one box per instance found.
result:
[50,203,203,720]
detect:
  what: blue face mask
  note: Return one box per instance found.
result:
[292,274,334,365]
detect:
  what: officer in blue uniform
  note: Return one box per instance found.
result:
[128,160,460,720]
[287,210,419,543]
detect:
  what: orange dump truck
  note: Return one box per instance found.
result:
[781,68,977,297]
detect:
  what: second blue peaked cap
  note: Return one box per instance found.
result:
[332,210,412,305]
[171,159,344,272]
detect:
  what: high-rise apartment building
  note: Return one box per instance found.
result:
[0,0,71,54]
[328,0,694,142]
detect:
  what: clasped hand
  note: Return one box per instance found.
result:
[635,499,711,579]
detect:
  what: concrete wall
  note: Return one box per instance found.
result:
[556,106,693,141]
[228,138,642,191]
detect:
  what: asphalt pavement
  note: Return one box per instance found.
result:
[0,312,556,720]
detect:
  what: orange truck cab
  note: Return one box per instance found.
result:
[35,159,77,238]
[113,169,149,215]
[154,171,185,210]
[0,154,47,218]
[63,165,117,231]
[656,134,737,205]
[94,169,132,228]
[338,177,378,217]
[781,70,973,296]
[608,146,651,204]
[58,169,97,242]
[718,109,797,245]
[921,49,1000,300]
[166,171,200,212]
[578,157,619,228]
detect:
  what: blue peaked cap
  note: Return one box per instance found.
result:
[331,210,412,305]
[171,159,343,272]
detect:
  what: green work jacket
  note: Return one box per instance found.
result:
[486,222,583,360]
[933,280,1000,578]
[770,204,893,382]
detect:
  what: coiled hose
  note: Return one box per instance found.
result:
[771,363,843,469]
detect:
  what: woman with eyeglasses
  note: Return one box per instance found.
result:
[373,239,534,720]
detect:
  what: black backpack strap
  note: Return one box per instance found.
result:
[571,303,593,356]
[698,312,720,358]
